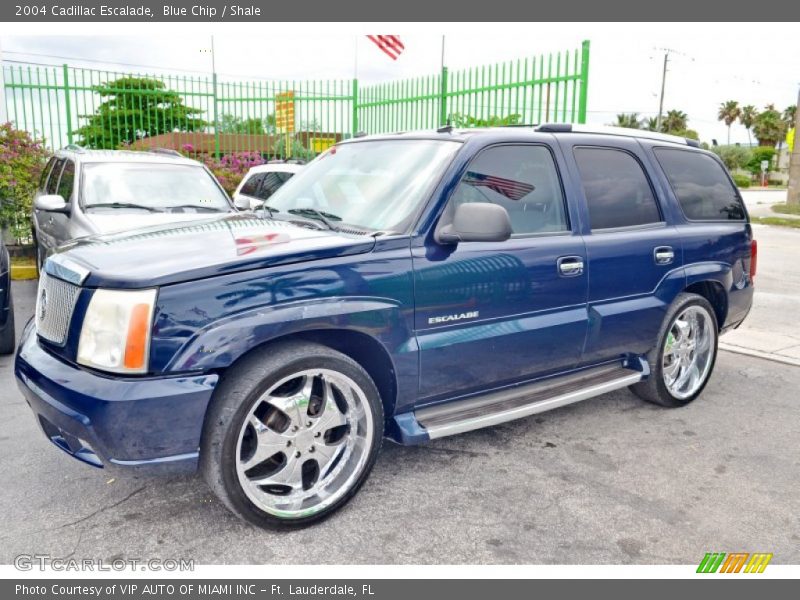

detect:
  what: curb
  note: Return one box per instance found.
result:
[719,342,800,367]
[10,265,38,281]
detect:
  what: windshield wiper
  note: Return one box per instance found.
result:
[85,202,164,213]
[287,208,341,230]
[165,204,226,213]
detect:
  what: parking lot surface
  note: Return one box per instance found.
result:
[2,242,799,564]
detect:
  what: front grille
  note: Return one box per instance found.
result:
[36,272,81,346]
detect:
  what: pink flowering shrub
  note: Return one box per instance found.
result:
[0,123,49,243]
[202,151,266,196]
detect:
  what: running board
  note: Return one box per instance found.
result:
[415,361,646,440]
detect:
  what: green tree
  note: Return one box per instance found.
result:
[711,144,752,171]
[73,77,206,148]
[217,113,276,135]
[753,104,788,147]
[612,113,642,129]
[783,105,797,128]
[449,113,523,127]
[644,116,661,132]
[739,105,757,147]
[747,146,777,174]
[717,100,741,145]
[662,110,689,134]
[0,123,49,243]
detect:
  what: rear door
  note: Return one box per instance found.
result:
[560,139,684,363]
[413,143,588,402]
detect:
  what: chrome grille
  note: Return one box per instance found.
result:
[36,272,81,346]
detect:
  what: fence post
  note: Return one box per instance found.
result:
[62,64,73,145]
[212,72,220,158]
[439,66,449,127]
[351,78,359,136]
[578,40,590,124]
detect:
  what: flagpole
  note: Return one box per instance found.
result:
[354,35,358,80]
[440,34,446,72]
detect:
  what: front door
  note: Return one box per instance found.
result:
[413,143,589,402]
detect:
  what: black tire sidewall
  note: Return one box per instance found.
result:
[202,344,384,529]
[649,294,719,407]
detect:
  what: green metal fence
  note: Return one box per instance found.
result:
[2,40,589,158]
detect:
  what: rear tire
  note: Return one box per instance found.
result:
[0,289,16,355]
[631,292,718,408]
[200,341,384,529]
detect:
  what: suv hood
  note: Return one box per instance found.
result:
[49,215,376,289]
[86,211,227,234]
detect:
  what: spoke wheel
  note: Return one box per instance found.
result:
[234,368,373,520]
[661,306,715,400]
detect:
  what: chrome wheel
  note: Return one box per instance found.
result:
[662,305,716,400]
[235,369,374,519]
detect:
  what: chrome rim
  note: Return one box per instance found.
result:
[662,305,716,400]
[235,368,373,519]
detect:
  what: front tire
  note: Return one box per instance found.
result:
[631,293,719,408]
[200,341,384,529]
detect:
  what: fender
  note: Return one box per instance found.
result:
[164,295,413,372]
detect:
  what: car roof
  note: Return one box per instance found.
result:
[340,124,700,149]
[243,163,305,175]
[53,147,203,167]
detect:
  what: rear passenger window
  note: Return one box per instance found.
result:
[574,147,662,230]
[46,159,65,195]
[239,173,264,196]
[654,148,745,221]
[257,172,294,201]
[448,145,568,235]
[57,160,75,201]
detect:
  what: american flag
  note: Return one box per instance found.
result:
[367,35,405,61]
[463,171,535,201]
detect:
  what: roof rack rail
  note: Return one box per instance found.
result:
[267,158,307,165]
[63,144,85,153]
[534,123,698,147]
[150,148,183,157]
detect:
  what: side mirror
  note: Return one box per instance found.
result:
[436,203,512,244]
[35,194,68,213]
[232,194,251,210]
[249,198,265,210]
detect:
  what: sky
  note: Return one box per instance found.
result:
[1,22,798,145]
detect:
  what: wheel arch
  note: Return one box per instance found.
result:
[684,279,728,330]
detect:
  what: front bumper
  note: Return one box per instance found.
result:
[15,320,218,473]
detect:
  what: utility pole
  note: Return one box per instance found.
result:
[787,87,800,205]
[0,36,7,123]
[656,51,669,132]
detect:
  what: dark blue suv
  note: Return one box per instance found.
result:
[15,125,756,528]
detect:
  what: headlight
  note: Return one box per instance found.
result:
[77,288,157,374]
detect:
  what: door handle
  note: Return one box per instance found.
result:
[557,256,584,277]
[654,246,675,265]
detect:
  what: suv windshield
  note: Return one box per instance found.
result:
[267,139,460,231]
[82,163,231,212]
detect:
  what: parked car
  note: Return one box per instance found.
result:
[231,160,305,211]
[16,125,755,528]
[0,237,14,354]
[32,147,237,268]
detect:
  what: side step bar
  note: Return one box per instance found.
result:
[415,361,646,440]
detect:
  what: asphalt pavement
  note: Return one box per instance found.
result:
[1,225,799,564]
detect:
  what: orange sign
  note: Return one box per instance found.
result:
[275,91,295,133]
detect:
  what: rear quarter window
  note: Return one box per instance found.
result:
[654,148,745,221]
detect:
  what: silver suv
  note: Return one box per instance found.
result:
[33,147,236,267]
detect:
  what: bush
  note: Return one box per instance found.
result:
[203,151,267,196]
[0,123,49,243]
[732,173,751,188]
[712,144,752,171]
[747,146,776,175]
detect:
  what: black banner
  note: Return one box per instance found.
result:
[3,0,800,22]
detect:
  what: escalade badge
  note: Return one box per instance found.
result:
[428,311,479,325]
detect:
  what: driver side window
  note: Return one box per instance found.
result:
[447,144,568,235]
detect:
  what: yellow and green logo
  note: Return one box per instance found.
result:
[697,552,773,573]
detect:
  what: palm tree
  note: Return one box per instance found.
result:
[753,105,788,148]
[784,105,797,128]
[718,100,741,145]
[612,113,642,130]
[662,109,689,134]
[739,105,757,147]
[644,117,661,132]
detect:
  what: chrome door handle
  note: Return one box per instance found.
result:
[557,256,584,277]
[654,246,675,265]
